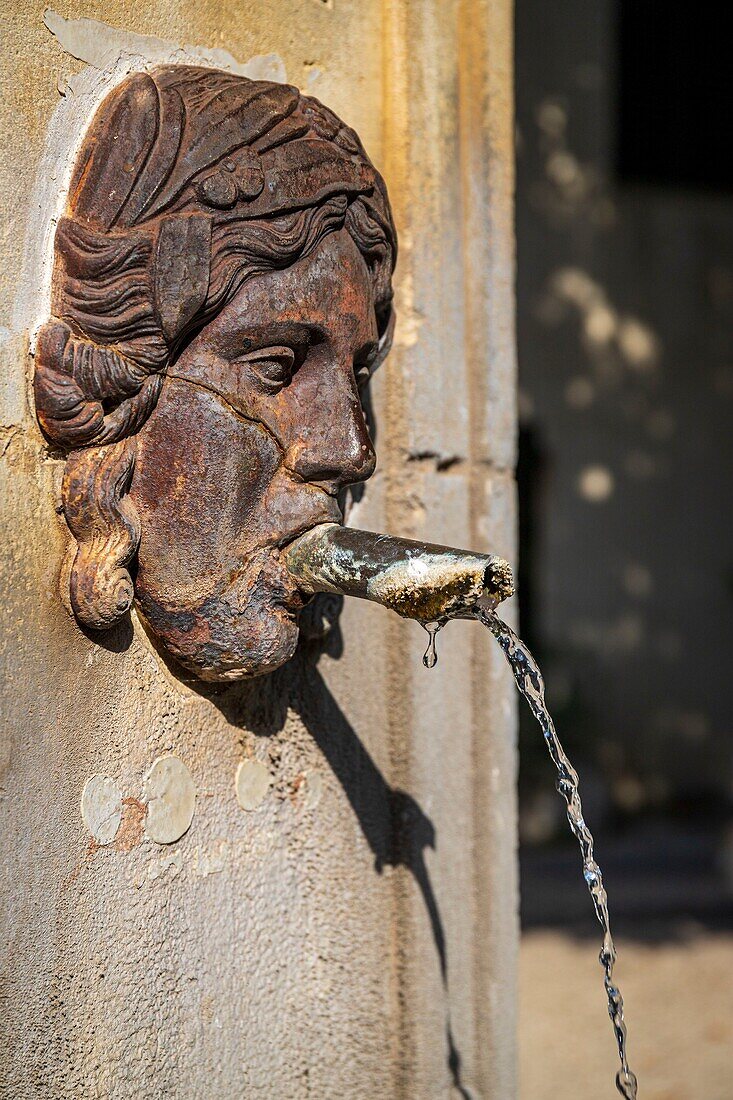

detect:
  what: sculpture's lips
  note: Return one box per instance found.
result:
[272,503,343,611]
[274,505,343,552]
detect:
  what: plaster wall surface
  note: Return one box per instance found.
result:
[0,3,517,1097]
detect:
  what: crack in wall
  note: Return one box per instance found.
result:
[405,450,515,476]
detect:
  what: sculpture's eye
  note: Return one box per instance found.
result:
[354,342,379,389]
[237,346,296,393]
[354,363,372,389]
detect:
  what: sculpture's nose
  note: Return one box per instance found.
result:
[285,372,376,490]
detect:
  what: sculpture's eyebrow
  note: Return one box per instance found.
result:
[229,321,325,353]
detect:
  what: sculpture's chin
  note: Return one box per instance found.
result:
[181,608,300,682]
[135,550,305,682]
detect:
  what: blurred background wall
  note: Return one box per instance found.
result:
[515,3,733,1097]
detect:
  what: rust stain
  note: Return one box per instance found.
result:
[63,797,147,888]
[290,773,306,804]
[62,836,100,889]
[65,797,148,887]
[112,797,147,852]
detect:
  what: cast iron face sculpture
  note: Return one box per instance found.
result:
[34,65,396,682]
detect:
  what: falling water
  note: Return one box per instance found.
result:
[421,621,444,668]
[421,609,638,1099]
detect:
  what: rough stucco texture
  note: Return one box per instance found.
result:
[0,3,517,1097]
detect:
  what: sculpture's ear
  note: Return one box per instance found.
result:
[154,213,212,344]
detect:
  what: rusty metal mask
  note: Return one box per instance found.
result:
[34,65,396,680]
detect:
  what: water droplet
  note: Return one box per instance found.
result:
[421,621,443,669]
[616,1069,639,1100]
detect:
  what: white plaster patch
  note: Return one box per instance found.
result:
[43,10,286,81]
[143,755,196,844]
[301,769,324,810]
[194,840,229,876]
[235,759,271,811]
[80,774,123,845]
[304,64,324,90]
[147,848,184,880]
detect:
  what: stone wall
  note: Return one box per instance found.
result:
[0,4,517,1096]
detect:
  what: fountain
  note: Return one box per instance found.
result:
[33,63,638,1096]
[287,523,639,1100]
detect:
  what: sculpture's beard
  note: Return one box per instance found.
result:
[136,545,308,682]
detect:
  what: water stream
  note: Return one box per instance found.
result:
[421,610,639,1099]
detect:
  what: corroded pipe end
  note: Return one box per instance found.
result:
[484,557,515,606]
[285,523,514,623]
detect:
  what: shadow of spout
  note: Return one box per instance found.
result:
[292,639,473,1097]
[207,615,476,1096]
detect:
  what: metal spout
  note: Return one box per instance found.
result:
[285,523,514,623]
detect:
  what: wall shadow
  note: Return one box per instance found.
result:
[210,614,474,1098]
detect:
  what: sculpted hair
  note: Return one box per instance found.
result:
[34,65,396,629]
